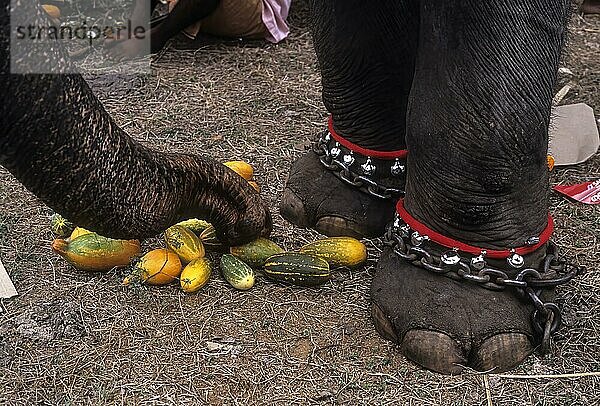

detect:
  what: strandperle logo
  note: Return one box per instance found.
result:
[10,0,151,74]
[13,20,147,45]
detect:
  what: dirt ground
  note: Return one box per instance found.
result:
[1,2,599,405]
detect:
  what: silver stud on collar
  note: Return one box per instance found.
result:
[526,236,541,246]
[507,250,525,269]
[330,142,341,158]
[361,157,376,176]
[343,152,355,166]
[470,251,487,270]
[410,231,429,246]
[391,158,405,176]
[441,249,461,266]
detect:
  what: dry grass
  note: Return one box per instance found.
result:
[1,2,599,405]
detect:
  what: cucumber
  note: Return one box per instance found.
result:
[220,254,255,290]
[230,237,283,268]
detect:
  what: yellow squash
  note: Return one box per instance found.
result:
[180,257,212,293]
[299,237,367,268]
[164,225,205,263]
[125,248,182,285]
[52,234,140,272]
[224,161,254,181]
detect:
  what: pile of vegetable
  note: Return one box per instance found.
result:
[49,161,368,294]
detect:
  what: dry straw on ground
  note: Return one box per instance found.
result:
[1,2,599,405]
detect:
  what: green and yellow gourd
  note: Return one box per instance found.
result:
[230,238,283,268]
[199,224,225,252]
[175,218,212,235]
[220,254,255,290]
[70,226,93,240]
[299,237,367,268]
[263,253,330,287]
[52,233,140,272]
[164,225,205,263]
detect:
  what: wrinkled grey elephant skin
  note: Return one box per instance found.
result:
[0,0,271,245]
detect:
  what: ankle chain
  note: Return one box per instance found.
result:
[383,213,585,353]
[313,130,406,200]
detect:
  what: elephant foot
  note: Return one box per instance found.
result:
[371,246,544,374]
[280,152,394,237]
[280,122,407,238]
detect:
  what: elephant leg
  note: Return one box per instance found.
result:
[280,0,418,238]
[372,0,570,373]
[1,0,270,245]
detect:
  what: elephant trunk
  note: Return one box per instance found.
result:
[0,1,270,245]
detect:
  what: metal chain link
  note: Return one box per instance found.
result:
[313,131,405,200]
[383,216,585,353]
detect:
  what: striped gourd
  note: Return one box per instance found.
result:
[164,225,205,263]
[263,253,330,287]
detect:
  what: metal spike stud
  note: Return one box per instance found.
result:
[507,250,525,269]
[410,231,428,246]
[441,249,461,266]
[526,236,540,246]
[398,224,410,238]
[361,157,376,176]
[391,159,405,176]
[470,251,487,271]
[330,142,341,158]
[343,152,355,166]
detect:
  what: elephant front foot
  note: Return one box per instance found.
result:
[371,209,581,374]
[280,125,407,238]
[372,247,538,374]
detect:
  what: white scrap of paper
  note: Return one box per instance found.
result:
[0,258,18,299]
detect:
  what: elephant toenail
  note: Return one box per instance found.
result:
[401,329,467,374]
[371,304,399,343]
[315,216,364,238]
[280,188,310,227]
[472,333,533,373]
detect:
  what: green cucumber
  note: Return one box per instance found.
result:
[220,254,255,290]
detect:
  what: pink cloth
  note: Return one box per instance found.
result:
[262,0,291,43]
